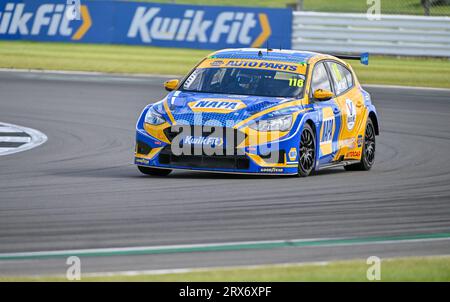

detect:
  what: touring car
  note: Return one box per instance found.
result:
[135,48,379,176]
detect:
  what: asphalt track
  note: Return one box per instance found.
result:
[0,70,449,276]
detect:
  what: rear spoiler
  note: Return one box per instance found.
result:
[332,52,369,65]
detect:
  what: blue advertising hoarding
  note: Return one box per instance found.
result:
[0,0,292,49]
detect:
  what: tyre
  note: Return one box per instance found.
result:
[298,124,316,177]
[344,118,376,171]
[138,165,172,176]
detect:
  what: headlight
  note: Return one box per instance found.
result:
[249,115,293,132]
[145,108,165,125]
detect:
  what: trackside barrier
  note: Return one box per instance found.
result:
[0,0,292,49]
[292,11,450,57]
[1,1,449,57]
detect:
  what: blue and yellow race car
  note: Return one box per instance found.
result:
[135,48,379,176]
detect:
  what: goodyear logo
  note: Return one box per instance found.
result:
[0,2,91,40]
[135,157,150,165]
[127,8,271,47]
[260,167,283,173]
[188,99,246,113]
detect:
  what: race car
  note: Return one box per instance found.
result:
[135,48,379,176]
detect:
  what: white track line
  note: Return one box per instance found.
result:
[0,122,47,156]
[0,126,28,133]
[0,147,14,153]
[0,68,177,79]
[0,137,31,143]
[0,238,323,259]
[1,235,450,260]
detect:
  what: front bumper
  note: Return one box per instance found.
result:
[134,127,300,175]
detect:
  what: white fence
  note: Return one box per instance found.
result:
[292,11,450,57]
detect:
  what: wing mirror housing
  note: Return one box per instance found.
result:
[164,79,179,91]
[313,89,334,101]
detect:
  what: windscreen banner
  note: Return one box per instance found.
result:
[0,0,292,49]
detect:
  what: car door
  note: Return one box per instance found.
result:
[325,61,365,161]
[309,62,341,165]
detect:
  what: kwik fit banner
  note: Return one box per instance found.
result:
[0,0,292,49]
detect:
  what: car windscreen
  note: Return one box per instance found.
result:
[181,67,306,98]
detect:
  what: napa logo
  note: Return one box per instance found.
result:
[0,1,92,40]
[188,99,246,113]
[288,147,297,162]
[320,118,334,144]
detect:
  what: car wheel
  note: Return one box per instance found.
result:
[138,166,172,176]
[345,118,376,171]
[298,124,316,177]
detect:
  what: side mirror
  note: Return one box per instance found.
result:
[164,79,179,91]
[313,89,334,101]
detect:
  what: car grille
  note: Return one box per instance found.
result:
[159,146,250,170]
[163,126,246,148]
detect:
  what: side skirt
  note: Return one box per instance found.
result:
[318,160,360,170]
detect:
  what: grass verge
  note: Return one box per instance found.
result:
[1,41,449,88]
[127,0,450,16]
[1,256,450,282]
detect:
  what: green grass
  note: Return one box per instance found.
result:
[126,0,450,16]
[2,256,450,282]
[351,56,450,88]
[0,41,209,75]
[303,0,450,15]
[1,41,449,88]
